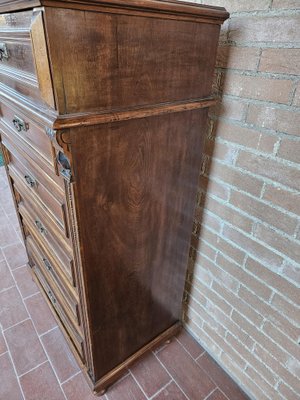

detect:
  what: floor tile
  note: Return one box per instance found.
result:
[207,389,229,400]
[0,329,7,355]
[20,361,65,400]
[5,319,47,376]
[41,326,80,383]
[152,381,187,399]
[131,351,171,397]
[62,372,95,400]
[0,286,28,329]
[0,353,23,400]
[3,242,28,270]
[0,259,14,291]
[106,374,146,400]
[0,224,19,247]
[157,339,216,400]
[25,292,57,335]
[176,329,205,359]
[197,353,250,400]
[13,266,39,299]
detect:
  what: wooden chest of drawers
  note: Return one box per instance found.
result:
[0,0,228,394]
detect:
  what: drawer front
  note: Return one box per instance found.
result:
[5,144,69,237]
[26,235,80,329]
[15,186,74,284]
[0,10,55,108]
[0,102,54,166]
[1,122,63,190]
[29,253,85,361]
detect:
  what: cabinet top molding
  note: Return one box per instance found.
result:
[0,0,229,23]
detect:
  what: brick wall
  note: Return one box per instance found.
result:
[182,1,300,399]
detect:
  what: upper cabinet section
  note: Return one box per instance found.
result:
[43,5,227,115]
[0,9,55,109]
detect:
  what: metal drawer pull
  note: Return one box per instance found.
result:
[34,219,47,235]
[12,116,29,132]
[0,43,9,61]
[42,258,52,271]
[48,289,56,304]
[24,174,36,188]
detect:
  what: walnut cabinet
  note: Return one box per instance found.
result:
[0,0,228,394]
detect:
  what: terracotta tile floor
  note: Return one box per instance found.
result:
[0,166,250,400]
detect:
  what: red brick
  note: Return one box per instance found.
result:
[216,253,272,301]
[226,333,278,386]
[255,224,300,265]
[185,319,223,357]
[220,353,270,400]
[205,300,255,349]
[202,323,247,370]
[216,46,260,70]
[278,138,300,163]
[263,184,300,216]
[245,366,283,400]
[229,15,300,43]
[188,302,226,338]
[199,176,230,201]
[236,150,300,190]
[254,344,300,394]
[232,311,291,366]
[257,133,278,154]
[215,120,261,149]
[278,383,300,400]
[209,161,263,196]
[293,83,300,106]
[230,190,297,234]
[272,0,300,8]
[281,261,300,286]
[223,73,293,104]
[192,277,232,315]
[263,321,300,360]
[223,225,283,269]
[216,236,246,265]
[176,329,205,360]
[204,139,237,164]
[205,195,253,233]
[212,280,263,326]
[247,104,300,136]
[210,97,247,121]
[259,48,300,74]
[271,293,300,326]
[245,258,299,306]
[239,286,300,342]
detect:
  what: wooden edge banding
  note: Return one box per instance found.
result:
[30,10,56,109]
[54,98,217,129]
[90,322,182,394]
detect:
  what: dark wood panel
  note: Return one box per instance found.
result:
[44,8,220,114]
[71,109,207,379]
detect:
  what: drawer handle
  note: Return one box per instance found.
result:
[48,289,56,304]
[0,43,9,61]
[24,174,36,188]
[34,219,47,235]
[42,258,52,271]
[12,116,29,133]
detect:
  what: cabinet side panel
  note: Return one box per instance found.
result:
[43,7,220,114]
[71,109,207,379]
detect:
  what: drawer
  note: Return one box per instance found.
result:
[26,235,81,330]
[0,102,55,167]
[0,10,55,108]
[1,122,63,190]
[5,144,69,237]
[29,253,85,361]
[14,186,75,287]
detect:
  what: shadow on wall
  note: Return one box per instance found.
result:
[183,30,234,321]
